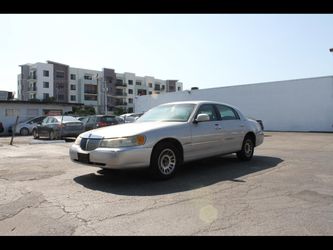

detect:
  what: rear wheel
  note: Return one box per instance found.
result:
[32,129,39,139]
[49,130,57,140]
[20,128,29,136]
[149,142,181,180]
[237,136,254,161]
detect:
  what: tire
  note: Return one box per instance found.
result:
[32,129,39,139]
[149,142,181,180]
[237,136,255,161]
[49,130,56,140]
[20,128,29,136]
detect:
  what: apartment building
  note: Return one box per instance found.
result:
[18,61,183,114]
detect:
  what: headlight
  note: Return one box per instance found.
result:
[74,136,82,145]
[99,135,146,148]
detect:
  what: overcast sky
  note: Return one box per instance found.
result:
[1,14,333,95]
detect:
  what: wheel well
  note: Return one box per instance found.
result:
[151,138,184,164]
[245,132,256,146]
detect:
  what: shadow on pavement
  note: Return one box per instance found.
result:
[73,155,283,196]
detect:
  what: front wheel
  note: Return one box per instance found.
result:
[149,142,181,180]
[237,137,254,161]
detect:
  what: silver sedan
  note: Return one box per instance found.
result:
[69,101,264,179]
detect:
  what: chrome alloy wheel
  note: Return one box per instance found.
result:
[244,139,253,157]
[158,149,176,175]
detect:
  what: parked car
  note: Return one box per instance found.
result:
[81,115,123,131]
[33,116,84,140]
[70,101,264,180]
[0,122,4,133]
[120,112,144,123]
[8,116,46,136]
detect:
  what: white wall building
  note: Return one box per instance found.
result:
[18,61,183,114]
[134,76,333,132]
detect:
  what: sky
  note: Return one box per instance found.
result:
[1,14,333,95]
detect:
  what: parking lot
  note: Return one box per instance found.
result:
[0,132,332,235]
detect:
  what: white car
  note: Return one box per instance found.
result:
[9,116,46,136]
[70,101,264,179]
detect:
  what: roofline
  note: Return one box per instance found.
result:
[185,75,333,92]
[0,100,84,106]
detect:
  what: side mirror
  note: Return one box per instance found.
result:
[194,114,210,123]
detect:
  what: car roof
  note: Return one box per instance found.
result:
[159,100,238,108]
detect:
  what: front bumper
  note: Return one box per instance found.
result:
[255,131,264,146]
[69,144,152,169]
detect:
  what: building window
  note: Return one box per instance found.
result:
[43,82,49,88]
[58,94,64,101]
[148,83,152,88]
[137,89,147,96]
[128,89,133,94]
[84,74,92,80]
[70,84,76,90]
[149,91,152,95]
[56,71,65,78]
[43,70,49,77]
[70,74,76,80]
[70,95,76,101]
[128,80,133,85]
[5,109,19,116]
[177,87,181,91]
[84,84,97,94]
[84,95,97,101]
[154,84,160,91]
[135,81,141,86]
[128,98,133,104]
[128,107,133,113]
[43,93,49,100]
[161,85,165,90]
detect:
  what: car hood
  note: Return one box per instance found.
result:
[79,121,185,139]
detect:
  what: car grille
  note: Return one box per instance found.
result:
[80,138,102,151]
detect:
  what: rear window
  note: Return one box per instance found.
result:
[56,116,80,122]
[99,116,117,123]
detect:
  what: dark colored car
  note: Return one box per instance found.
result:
[81,115,123,131]
[33,116,84,140]
[0,122,4,133]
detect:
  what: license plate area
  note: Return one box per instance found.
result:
[77,153,90,163]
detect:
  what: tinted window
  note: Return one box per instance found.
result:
[196,104,218,121]
[216,105,239,120]
[99,116,117,123]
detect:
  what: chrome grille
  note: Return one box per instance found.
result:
[80,138,101,151]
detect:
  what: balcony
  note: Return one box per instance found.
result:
[28,86,37,92]
[115,101,128,107]
[114,92,127,97]
[115,83,127,88]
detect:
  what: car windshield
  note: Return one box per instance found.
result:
[136,103,195,122]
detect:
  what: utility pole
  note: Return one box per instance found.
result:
[104,79,108,115]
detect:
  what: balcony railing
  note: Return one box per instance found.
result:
[28,86,37,91]
[115,83,127,87]
[114,92,127,97]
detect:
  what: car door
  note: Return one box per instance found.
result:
[38,117,50,136]
[188,104,223,161]
[215,104,246,153]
